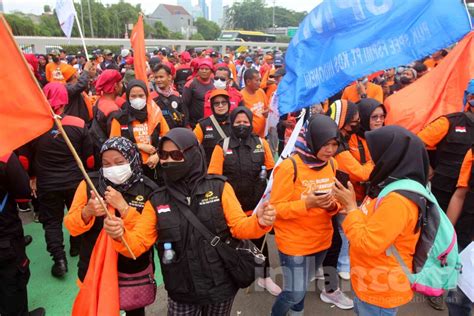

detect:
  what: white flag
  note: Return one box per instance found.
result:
[55,0,76,38]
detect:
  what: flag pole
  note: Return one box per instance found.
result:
[463,0,473,30]
[74,10,90,61]
[0,14,136,260]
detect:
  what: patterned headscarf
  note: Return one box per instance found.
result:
[98,137,143,194]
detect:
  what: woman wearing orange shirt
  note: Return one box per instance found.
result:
[334,126,427,315]
[270,115,343,316]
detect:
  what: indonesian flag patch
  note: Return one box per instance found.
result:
[156,205,171,214]
[455,126,466,133]
[120,125,128,130]
[226,149,233,155]
[206,126,213,131]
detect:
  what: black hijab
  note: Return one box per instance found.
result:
[366,125,429,198]
[357,98,386,138]
[98,137,144,195]
[125,79,149,123]
[159,128,207,202]
[229,106,253,142]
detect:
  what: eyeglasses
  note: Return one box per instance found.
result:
[212,101,229,107]
[370,114,386,121]
[214,77,227,82]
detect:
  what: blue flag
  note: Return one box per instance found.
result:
[277,0,472,115]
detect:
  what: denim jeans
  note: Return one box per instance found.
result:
[353,296,398,316]
[446,287,472,316]
[271,249,327,316]
[336,214,350,273]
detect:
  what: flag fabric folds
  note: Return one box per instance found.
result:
[385,31,474,133]
[72,229,119,316]
[0,15,53,157]
[277,0,472,115]
[55,0,76,38]
[130,14,147,84]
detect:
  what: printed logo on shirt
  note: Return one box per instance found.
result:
[135,195,144,202]
[157,205,171,213]
[455,126,466,133]
[301,178,334,199]
[254,143,264,153]
[171,101,178,109]
[199,192,220,206]
[205,191,214,198]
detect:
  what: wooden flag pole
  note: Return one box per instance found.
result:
[0,14,136,259]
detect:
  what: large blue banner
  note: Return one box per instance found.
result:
[277,0,472,115]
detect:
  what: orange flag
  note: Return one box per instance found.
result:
[72,230,119,316]
[0,14,53,156]
[130,14,147,84]
[385,31,474,133]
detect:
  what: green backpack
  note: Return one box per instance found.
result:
[376,179,462,296]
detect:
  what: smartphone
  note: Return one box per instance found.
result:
[335,170,350,188]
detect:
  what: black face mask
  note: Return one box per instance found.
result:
[161,161,189,182]
[52,56,60,63]
[400,76,412,84]
[232,124,252,139]
[346,123,360,135]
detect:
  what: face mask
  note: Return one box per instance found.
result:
[232,124,252,139]
[161,161,188,181]
[214,79,227,90]
[400,76,412,84]
[52,56,60,63]
[103,164,133,185]
[130,98,147,110]
[346,123,360,135]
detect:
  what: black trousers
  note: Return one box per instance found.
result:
[322,216,342,293]
[38,188,80,261]
[0,236,30,316]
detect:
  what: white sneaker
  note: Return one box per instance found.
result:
[310,266,324,282]
[256,277,282,296]
[338,271,350,280]
[320,289,354,310]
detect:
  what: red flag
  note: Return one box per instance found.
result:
[385,31,474,133]
[0,15,53,156]
[72,229,119,316]
[130,14,147,84]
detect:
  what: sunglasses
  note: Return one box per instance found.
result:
[214,77,227,82]
[158,146,193,161]
[212,100,229,107]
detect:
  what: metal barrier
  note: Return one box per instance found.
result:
[14,36,289,54]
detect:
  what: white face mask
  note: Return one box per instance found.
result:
[130,98,147,110]
[214,79,227,90]
[102,164,133,185]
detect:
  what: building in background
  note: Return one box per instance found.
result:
[198,0,209,20]
[177,0,193,18]
[146,4,197,39]
[211,0,223,25]
[0,0,4,13]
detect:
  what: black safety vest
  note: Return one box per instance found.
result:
[153,93,185,129]
[77,172,157,282]
[456,148,474,251]
[152,175,238,304]
[113,112,161,149]
[221,135,266,211]
[198,116,230,166]
[432,113,474,193]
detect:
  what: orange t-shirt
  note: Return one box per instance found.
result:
[335,150,374,182]
[343,192,420,308]
[270,155,339,256]
[417,116,450,149]
[457,149,472,188]
[341,82,384,104]
[241,88,269,138]
[45,62,69,83]
[348,135,372,201]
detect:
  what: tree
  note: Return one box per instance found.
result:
[169,32,184,40]
[264,7,307,28]
[44,5,52,13]
[144,21,169,39]
[190,32,205,40]
[224,0,269,31]
[37,14,63,37]
[194,17,220,40]
[4,13,39,36]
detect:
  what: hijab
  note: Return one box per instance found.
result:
[326,99,358,152]
[357,98,386,138]
[98,137,143,195]
[125,79,149,123]
[366,125,429,198]
[159,128,207,202]
[43,82,68,114]
[229,106,253,141]
[294,114,339,168]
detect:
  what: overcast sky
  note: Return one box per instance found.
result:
[3,0,315,16]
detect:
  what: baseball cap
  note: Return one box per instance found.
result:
[209,89,230,101]
[210,51,219,57]
[103,49,113,56]
[121,49,130,58]
[245,57,253,63]
[274,57,284,66]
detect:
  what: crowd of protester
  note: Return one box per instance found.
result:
[0,43,472,316]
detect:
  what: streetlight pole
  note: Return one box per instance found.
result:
[86,0,94,37]
[272,0,276,32]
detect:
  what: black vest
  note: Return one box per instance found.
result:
[152,175,238,304]
[198,116,230,166]
[432,113,474,193]
[153,93,185,129]
[113,112,161,149]
[456,148,474,251]
[221,135,266,211]
[77,172,157,282]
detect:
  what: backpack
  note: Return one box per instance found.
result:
[376,179,462,296]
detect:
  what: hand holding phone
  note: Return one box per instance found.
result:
[335,170,350,189]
